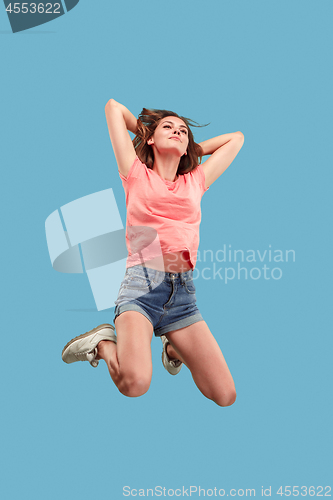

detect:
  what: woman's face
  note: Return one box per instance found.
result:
[148,116,189,156]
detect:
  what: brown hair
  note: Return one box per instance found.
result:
[133,108,205,175]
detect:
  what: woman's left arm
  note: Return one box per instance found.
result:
[199,132,244,188]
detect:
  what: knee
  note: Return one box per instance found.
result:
[213,387,237,407]
[118,372,151,398]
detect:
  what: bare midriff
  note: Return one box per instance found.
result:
[142,250,192,273]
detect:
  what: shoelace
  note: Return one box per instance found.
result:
[74,348,99,367]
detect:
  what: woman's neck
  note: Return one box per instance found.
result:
[152,151,180,181]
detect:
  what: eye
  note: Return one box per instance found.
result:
[163,125,171,129]
[181,129,188,134]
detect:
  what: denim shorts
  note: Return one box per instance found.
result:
[113,264,204,337]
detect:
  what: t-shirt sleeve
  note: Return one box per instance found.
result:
[118,156,144,182]
[195,164,209,195]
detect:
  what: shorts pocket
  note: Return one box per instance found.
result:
[124,274,152,291]
[184,279,196,294]
[115,277,150,307]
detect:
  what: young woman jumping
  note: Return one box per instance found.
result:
[62,99,244,406]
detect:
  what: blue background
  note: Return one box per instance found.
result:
[1,1,332,498]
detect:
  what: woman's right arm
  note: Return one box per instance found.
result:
[105,99,137,177]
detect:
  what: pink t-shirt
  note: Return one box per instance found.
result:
[119,156,209,269]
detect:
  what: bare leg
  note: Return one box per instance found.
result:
[166,321,236,407]
[97,311,154,398]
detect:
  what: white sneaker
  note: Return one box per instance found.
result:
[62,324,116,368]
[161,335,182,375]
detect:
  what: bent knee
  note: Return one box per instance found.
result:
[213,388,237,407]
[118,372,151,398]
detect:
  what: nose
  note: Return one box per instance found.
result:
[173,127,181,135]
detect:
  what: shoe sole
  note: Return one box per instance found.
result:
[62,323,115,357]
[161,336,182,376]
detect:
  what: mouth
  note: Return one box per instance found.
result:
[169,136,181,142]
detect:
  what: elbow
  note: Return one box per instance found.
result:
[235,131,244,149]
[236,131,244,142]
[105,98,118,111]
